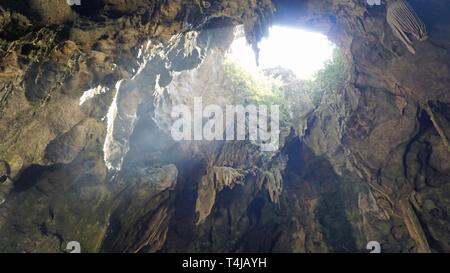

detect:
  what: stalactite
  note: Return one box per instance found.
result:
[195,166,245,225]
[386,0,428,54]
[258,170,283,204]
[399,197,432,253]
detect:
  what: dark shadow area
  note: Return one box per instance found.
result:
[71,0,105,17]
[12,164,58,193]
[160,159,207,252]
[283,137,358,252]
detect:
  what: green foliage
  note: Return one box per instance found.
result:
[221,47,349,120]
[222,58,290,120]
[304,47,349,105]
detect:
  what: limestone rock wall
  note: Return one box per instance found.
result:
[0,0,449,253]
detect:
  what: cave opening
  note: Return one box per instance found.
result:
[221,24,349,111]
[228,25,336,80]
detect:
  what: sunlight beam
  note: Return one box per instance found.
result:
[228,26,335,80]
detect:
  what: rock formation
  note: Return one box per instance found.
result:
[0,0,449,253]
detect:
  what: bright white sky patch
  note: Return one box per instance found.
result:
[228,26,335,80]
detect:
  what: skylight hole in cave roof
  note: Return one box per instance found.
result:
[227,25,336,80]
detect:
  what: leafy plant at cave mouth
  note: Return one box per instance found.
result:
[304,47,349,105]
[222,47,349,118]
[222,58,291,120]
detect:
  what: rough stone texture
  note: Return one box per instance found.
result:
[102,164,178,253]
[0,0,449,253]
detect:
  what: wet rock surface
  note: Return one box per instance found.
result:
[0,0,449,252]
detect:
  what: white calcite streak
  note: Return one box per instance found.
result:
[79,85,108,106]
[103,80,123,170]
